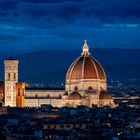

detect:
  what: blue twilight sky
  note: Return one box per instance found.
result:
[0,0,140,53]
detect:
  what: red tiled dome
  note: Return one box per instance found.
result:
[66,55,106,80]
[99,93,112,100]
[68,91,82,100]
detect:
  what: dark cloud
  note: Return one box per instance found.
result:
[0,0,18,10]
[21,0,84,4]
[0,0,140,52]
[0,0,140,24]
[21,0,140,24]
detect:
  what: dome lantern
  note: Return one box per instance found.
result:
[81,40,90,56]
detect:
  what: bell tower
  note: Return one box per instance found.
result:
[4,59,19,106]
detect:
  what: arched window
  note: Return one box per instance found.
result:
[14,73,16,80]
[74,86,78,91]
[35,94,38,98]
[18,88,20,96]
[88,86,93,90]
[8,73,10,80]
[87,86,96,93]
[47,94,50,98]
[59,95,62,99]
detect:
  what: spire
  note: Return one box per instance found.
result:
[81,40,90,56]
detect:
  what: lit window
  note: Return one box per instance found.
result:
[22,88,24,96]
[18,88,20,96]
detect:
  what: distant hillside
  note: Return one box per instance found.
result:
[22,64,140,87]
[0,48,140,85]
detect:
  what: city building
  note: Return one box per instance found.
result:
[0,81,4,101]
[4,60,19,106]
[3,41,116,107]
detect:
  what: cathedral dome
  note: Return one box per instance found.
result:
[65,40,107,94]
[66,40,106,80]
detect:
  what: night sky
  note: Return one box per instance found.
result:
[0,0,140,53]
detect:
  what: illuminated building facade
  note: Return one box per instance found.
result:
[0,81,4,101]
[4,60,19,107]
[16,83,26,107]
[3,41,116,108]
